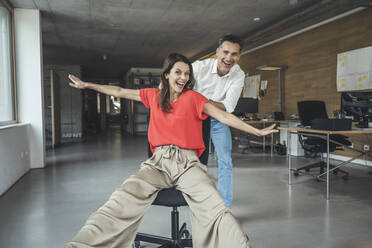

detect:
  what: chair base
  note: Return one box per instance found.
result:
[133,207,192,248]
[293,161,349,180]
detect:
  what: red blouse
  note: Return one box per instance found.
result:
[140,88,209,157]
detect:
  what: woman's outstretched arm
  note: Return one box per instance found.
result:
[203,102,278,136]
[68,74,141,102]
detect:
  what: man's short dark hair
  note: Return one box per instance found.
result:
[218,34,244,51]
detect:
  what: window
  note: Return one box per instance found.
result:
[0,0,16,125]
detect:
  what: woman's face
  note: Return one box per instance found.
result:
[165,61,190,95]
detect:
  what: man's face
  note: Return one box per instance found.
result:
[216,41,241,76]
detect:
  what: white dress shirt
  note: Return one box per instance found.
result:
[192,58,245,113]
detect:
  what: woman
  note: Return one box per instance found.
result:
[66,53,277,248]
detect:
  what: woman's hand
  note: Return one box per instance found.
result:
[203,103,279,137]
[68,74,87,89]
[257,124,278,136]
[67,74,141,101]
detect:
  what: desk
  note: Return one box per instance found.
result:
[243,120,298,155]
[278,126,372,200]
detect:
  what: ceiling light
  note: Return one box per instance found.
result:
[110,23,119,28]
[102,54,107,61]
[253,17,261,22]
[256,65,287,71]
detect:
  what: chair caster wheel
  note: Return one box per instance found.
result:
[181,230,190,239]
[293,171,299,176]
[132,241,140,248]
[316,177,321,182]
[333,170,338,175]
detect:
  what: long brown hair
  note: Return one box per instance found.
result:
[159,53,195,113]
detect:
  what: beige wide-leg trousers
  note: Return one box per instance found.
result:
[65,145,250,248]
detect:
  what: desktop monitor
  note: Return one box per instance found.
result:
[341,91,372,128]
[233,98,258,117]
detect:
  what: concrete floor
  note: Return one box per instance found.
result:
[1,129,372,248]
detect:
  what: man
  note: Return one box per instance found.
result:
[193,34,245,207]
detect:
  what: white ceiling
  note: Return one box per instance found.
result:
[9,0,371,79]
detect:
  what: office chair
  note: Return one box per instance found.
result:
[295,100,350,180]
[133,188,192,248]
[134,115,194,248]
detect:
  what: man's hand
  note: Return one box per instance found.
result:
[68,74,87,89]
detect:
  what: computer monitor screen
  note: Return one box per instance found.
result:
[233,97,258,115]
[341,91,372,128]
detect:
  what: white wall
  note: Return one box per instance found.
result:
[0,9,44,195]
[14,9,45,169]
[0,124,30,195]
[0,7,14,122]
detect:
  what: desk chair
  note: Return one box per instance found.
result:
[133,188,192,248]
[135,116,195,248]
[137,143,193,247]
[295,100,350,180]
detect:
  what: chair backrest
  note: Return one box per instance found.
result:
[297,101,328,126]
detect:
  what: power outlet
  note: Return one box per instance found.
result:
[364,145,370,151]
[20,151,29,160]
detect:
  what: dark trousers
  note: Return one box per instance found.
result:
[147,117,211,166]
[199,117,211,165]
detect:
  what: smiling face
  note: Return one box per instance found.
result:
[165,61,191,97]
[216,41,241,76]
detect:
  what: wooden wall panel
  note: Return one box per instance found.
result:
[238,8,372,160]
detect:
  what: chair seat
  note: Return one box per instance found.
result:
[153,188,188,207]
[134,188,192,247]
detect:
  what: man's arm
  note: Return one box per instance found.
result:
[209,99,226,111]
[221,72,245,113]
[69,74,141,102]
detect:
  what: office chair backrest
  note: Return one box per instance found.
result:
[298,101,328,126]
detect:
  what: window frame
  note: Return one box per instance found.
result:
[0,0,18,126]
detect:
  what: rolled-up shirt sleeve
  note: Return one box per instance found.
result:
[221,71,245,113]
[192,60,201,92]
